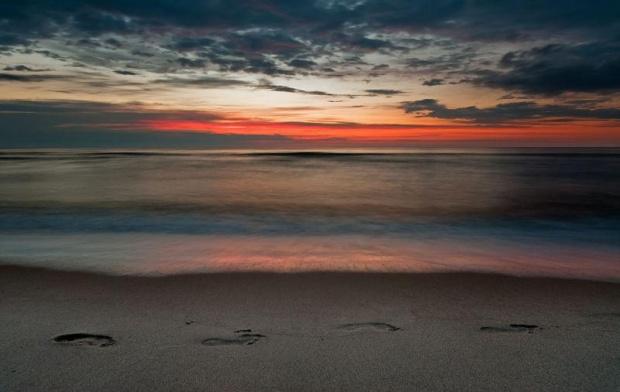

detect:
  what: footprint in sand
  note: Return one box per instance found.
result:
[338,322,402,332]
[480,324,541,333]
[54,333,116,347]
[202,332,265,346]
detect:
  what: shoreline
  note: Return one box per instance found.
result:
[2,265,620,391]
[2,260,620,283]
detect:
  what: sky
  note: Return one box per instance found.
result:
[0,0,619,148]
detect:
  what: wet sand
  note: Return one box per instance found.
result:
[1,266,619,391]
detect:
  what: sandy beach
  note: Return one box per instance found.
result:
[1,266,619,391]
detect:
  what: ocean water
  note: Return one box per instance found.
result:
[0,148,619,280]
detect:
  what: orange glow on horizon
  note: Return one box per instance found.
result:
[138,119,620,145]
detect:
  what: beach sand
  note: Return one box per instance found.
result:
[1,266,619,391]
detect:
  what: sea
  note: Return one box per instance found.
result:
[1,148,619,280]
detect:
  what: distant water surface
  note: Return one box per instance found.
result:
[0,148,619,280]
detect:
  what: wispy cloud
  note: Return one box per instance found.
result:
[403,99,620,124]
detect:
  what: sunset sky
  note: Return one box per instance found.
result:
[1,0,619,148]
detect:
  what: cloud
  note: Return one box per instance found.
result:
[257,80,339,96]
[260,85,336,96]
[152,76,250,88]
[332,34,410,53]
[205,55,295,76]
[288,59,318,69]
[422,78,445,86]
[114,70,139,75]
[104,38,123,49]
[2,0,619,49]
[0,0,616,89]
[0,34,32,47]
[226,31,308,57]
[365,89,404,96]
[472,41,620,95]
[0,0,619,142]
[131,50,155,57]
[0,99,481,148]
[174,58,208,68]
[0,100,291,148]
[403,99,620,124]
[0,73,68,82]
[167,37,216,52]
[3,65,50,72]
[1,127,292,149]
[406,52,476,71]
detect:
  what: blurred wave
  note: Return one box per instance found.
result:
[0,148,618,278]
